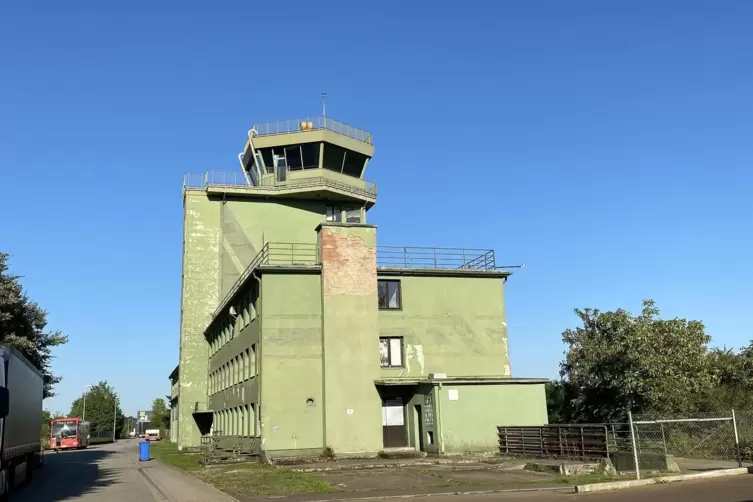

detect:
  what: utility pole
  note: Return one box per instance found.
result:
[82,384,92,421]
[113,395,118,441]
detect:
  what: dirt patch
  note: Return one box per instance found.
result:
[310,465,560,492]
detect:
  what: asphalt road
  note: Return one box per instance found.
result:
[11,440,161,502]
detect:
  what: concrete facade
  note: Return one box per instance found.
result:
[172,115,548,454]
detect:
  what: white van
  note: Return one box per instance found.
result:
[144,429,160,441]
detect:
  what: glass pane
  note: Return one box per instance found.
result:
[346,208,361,223]
[388,282,400,308]
[378,281,387,308]
[379,339,389,367]
[390,338,402,366]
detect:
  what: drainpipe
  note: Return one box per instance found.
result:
[436,383,444,455]
[252,273,262,441]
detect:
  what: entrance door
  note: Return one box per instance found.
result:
[414,404,425,451]
[382,398,407,448]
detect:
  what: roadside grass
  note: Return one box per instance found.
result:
[148,441,337,497]
[148,441,201,471]
[194,464,338,498]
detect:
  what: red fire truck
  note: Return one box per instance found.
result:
[50,417,90,452]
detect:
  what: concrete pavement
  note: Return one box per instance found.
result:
[334,475,753,501]
[12,440,236,502]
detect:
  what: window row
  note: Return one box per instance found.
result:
[213,404,256,437]
[209,346,256,395]
[326,205,362,223]
[209,283,258,356]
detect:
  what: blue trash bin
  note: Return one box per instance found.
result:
[139,441,150,462]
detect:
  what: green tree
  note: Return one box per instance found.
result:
[560,299,712,423]
[0,252,68,398]
[545,380,575,424]
[150,398,170,436]
[69,381,125,436]
[697,344,753,411]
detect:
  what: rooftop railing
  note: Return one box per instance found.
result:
[251,116,373,145]
[213,244,499,324]
[377,246,496,271]
[183,170,377,201]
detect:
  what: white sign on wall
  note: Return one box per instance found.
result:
[448,389,459,401]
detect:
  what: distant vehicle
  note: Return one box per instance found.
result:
[50,417,90,452]
[144,429,160,441]
[0,345,44,498]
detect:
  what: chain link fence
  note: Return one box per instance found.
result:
[602,410,751,478]
[520,410,753,478]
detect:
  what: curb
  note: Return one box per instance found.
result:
[575,467,752,494]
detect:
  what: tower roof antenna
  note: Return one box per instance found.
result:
[322,92,327,117]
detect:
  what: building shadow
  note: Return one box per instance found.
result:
[12,447,118,502]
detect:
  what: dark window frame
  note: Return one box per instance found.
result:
[378,280,402,310]
[380,336,404,368]
[326,205,342,222]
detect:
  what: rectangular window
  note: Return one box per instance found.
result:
[251,403,257,436]
[242,293,250,326]
[251,345,257,376]
[378,280,401,309]
[380,337,404,367]
[345,208,362,223]
[326,205,342,222]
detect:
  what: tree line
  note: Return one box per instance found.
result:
[0,252,67,398]
[548,299,753,424]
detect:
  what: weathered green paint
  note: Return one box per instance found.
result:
[177,119,548,455]
[437,383,548,452]
[378,274,510,378]
[319,224,383,454]
[218,199,329,297]
[260,272,324,451]
[178,191,220,449]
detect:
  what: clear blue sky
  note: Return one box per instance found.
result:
[2,1,752,416]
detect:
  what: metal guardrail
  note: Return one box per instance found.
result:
[183,170,377,200]
[200,433,260,464]
[213,244,499,321]
[251,115,373,145]
[377,246,496,270]
[498,425,609,460]
[90,430,116,444]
